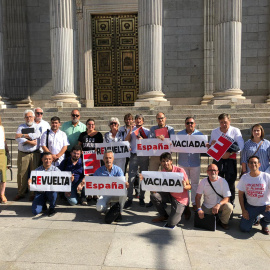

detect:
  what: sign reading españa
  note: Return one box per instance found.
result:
[136,138,171,156]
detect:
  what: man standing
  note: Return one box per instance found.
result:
[61,109,86,157]
[29,152,61,217]
[209,113,244,204]
[124,114,150,208]
[237,156,270,235]
[177,117,204,213]
[41,116,69,166]
[94,150,128,222]
[14,110,41,201]
[195,164,233,230]
[150,152,191,228]
[58,145,85,206]
[34,107,50,153]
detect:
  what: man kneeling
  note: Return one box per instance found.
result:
[195,164,233,230]
[150,152,191,228]
[94,150,128,223]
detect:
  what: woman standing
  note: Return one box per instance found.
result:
[78,118,103,151]
[0,116,9,204]
[104,117,125,172]
[241,124,270,174]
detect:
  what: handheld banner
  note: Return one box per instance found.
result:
[95,141,130,160]
[134,127,147,139]
[83,151,100,175]
[84,176,127,196]
[141,171,183,193]
[30,171,72,192]
[155,127,169,138]
[207,134,234,161]
[136,138,171,156]
[170,134,208,153]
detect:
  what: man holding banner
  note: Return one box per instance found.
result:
[209,113,244,204]
[93,150,128,222]
[149,152,191,228]
[177,117,206,213]
[29,152,62,217]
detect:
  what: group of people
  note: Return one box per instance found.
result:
[0,108,269,234]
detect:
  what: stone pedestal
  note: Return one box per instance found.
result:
[49,0,80,107]
[211,0,250,104]
[135,0,170,107]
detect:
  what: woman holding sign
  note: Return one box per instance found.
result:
[104,117,125,172]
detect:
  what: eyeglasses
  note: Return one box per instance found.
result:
[36,112,43,115]
[186,122,194,125]
[110,122,117,125]
[72,114,80,117]
[157,117,164,120]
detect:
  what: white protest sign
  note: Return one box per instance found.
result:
[84,176,127,196]
[136,138,171,156]
[141,171,183,192]
[171,134,208,153]
[95,141,130,160]
[30,171,72,192]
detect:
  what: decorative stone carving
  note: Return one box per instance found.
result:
[135,0,170,106]
[49,0,79,106]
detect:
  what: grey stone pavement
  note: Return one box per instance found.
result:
[1,169,270,270]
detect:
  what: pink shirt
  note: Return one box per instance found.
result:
[162,165,189,205]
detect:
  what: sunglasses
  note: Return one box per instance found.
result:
[157,117,164,120]
[110,122,117,125]
[186,122,194,125]
[72,114,80,117]
[36,112,43,115]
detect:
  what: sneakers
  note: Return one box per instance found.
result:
[81,198,88,206]
[48,208,56,217]
[124,200,132,209]
[261,227,270,235]
[139,199,145,207]
[218,220,230,230]
[152,216,168,223]
[14,194,24,201]
[115,213,122,222]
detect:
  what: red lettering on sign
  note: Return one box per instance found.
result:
[37,176,41,185]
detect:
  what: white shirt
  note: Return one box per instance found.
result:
[210,126,244,151]
[119,126,131,140]
[237,172,270,206]
[35,119,50,152]
[16,123,40,152]
[0,126,5,149]
[196,176,231,208]
[40,129,69,166]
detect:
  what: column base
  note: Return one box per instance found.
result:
[134,91,170,107]
[210,89,251,105]
[85,99,94,108]
[265,95,270,104]
[11,97,34,108]
[47,93,81,108]
[201,94,214,105]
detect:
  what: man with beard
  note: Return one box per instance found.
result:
[61,109,86,157]
[58,145,85,206]
[14,110,41,201]
[41,116,69,166]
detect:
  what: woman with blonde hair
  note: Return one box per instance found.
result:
[0,116,9,203]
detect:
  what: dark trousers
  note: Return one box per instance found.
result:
[213,158,237,204]
[32,191,57,215]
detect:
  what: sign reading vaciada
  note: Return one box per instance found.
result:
[141,171,184,193]
[30,171,72,192]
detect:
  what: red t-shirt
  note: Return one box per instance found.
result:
[162,165,189,205]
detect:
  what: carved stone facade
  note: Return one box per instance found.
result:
[0,0,269,107]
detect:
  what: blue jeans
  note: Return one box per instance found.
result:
[65,181,85,206]
[240,203,270,232]
[32,191,58,215]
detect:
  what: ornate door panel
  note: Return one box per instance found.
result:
[92,14,138,106]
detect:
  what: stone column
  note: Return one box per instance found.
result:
[212,0,248,104]
[49,0,80,106]
[0,0,6,108]
[201,0,214,105]
[135,0,170,107]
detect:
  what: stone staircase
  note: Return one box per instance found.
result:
[2,103,270,175]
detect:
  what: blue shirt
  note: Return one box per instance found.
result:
[241,139,270,172]
[149,125,175,138]
[177,129,203,167]
[35,164,60,172]
[58,157,84,185]
[93,165,124,177]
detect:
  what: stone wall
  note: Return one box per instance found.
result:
[163,0,204,103]
[242,0,269,102]
[26,0,53,103]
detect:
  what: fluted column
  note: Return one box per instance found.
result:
[212,0,247,104]
[135,0,170,107]
[49,0,79,106]
[0,0,6,108]
[201,0,214,105]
